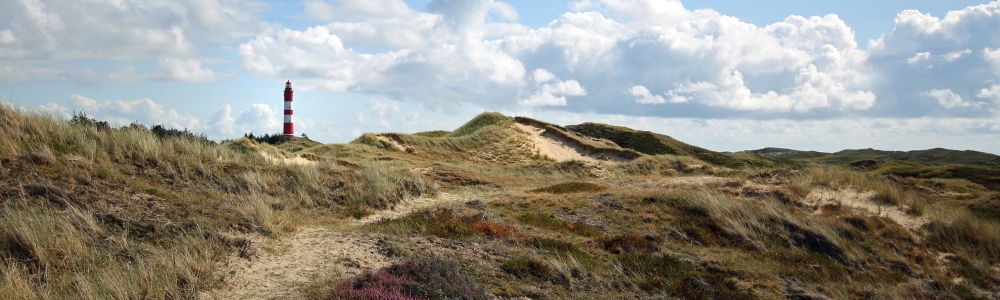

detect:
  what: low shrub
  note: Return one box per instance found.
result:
[472,221,521,239]
[599,233,659,254]
[529,182,606,194]
[329,258,488,300]
[500,256,552,280]
[368,209,523,240]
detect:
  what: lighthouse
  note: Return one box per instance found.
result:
[283,80,294,137]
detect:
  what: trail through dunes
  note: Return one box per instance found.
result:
[513,122,631,163]
[201,230,391,300]
[202,192,472,299]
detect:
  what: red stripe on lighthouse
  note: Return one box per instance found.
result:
[283,80,294,137]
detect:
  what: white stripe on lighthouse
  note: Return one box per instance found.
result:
[284,115,292,123]
[284,101,292,110]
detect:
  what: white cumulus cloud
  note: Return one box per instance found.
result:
[922,89,971,108]
[240,0,885,118]
[866,1,1000,118]
[631,85,666,104]
[0,0,262,83]
[518,69,587,107]
[68,95,202,130]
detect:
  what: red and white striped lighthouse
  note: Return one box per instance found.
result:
[282,80,294,137]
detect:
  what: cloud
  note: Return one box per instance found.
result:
[630,85,667,104]
[907,52,931,65]
[922,89,973,108]
[986,48,1000,68]
[68,95,202,130]
[866,1,1000,118]
[573,113,1000,154]
[52,96,284,140]
[943,49,972,62]
[157,58,217,83]
[208,104,237,135]
[303,0,414,21]
[979,85,1000,102]
[241,0,886,118]
[205,103,281,137]
[0,0,263,83]
[518,69,587,107]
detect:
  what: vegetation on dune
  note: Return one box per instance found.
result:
[328,257,488,300]
[349,112,545,165]
[529,182,607,194]
[870,161,1000,191]
[412,130,451,138]
[445,112,512,138]
[0,103,433,298]
[751,147,1000,166]
[4,104,999,299]
[567,122,790,168]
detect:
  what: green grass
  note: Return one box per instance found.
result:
[500,256,553,280]
[413,130,451,138]
[749,147,1000,166]
[872,162,1000,191]
[446,112,512,138]
[515,212,602,237]
[567,122,790,168]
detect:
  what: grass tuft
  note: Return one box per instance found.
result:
[599,233,659,254]
[529,182,606,194]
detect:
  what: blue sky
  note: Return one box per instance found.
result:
[2,0,999,154]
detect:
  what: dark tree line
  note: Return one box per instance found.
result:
[69,111,215,145]
[243,132,291,145]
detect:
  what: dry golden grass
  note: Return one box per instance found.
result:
[3,104,999,299]
[0,103,437,298]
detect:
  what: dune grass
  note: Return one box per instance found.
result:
[4,104,1000,299]
[0,103,437,298]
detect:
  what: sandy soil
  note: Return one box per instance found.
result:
[202,191,477,299]
[803,187,929,231]
[513,122,629,163]
[600,176,731,189]
[355,192,466,225]
[259,152,316,166]
[375,135,411,152]
[201,229,391,300]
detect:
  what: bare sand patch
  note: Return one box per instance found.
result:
[513,122,629,163]
[201,229,390,300]
[355,192,467,225]
[259,152,317,166]
[375,134,411,152]
[804,187,929,231]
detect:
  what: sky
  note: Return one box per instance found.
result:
[2,0,1000,154]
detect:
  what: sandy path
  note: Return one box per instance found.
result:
[202,192,473,299]
[804,188,929,231]
[201,229,391,300]
[513,122,627,163]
